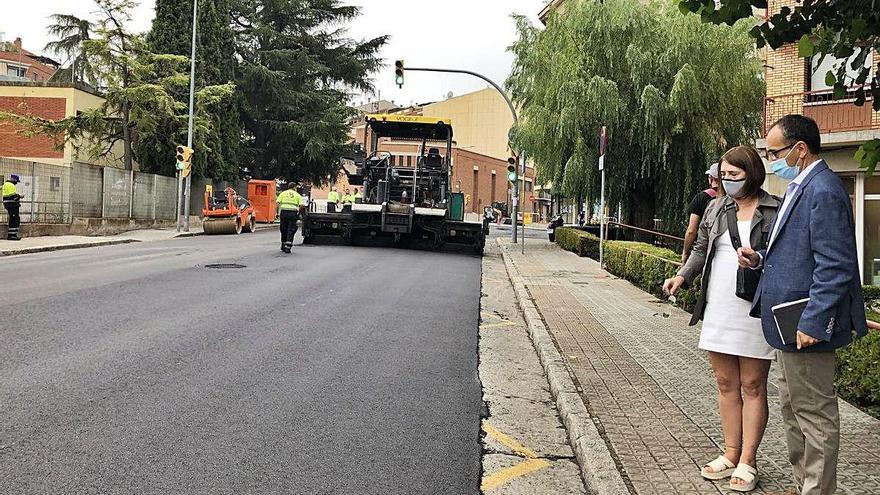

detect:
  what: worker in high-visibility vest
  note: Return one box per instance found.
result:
[341,187,353,205]
[2,174,23,241]
[276,182,304,253]
[326,186,340,213]
[353,187,362,203]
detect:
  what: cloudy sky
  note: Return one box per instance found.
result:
[1,0,545,105]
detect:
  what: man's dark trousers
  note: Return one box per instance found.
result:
[279,209,299,251]
[4,204,20,240]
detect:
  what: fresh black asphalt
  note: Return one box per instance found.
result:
[0,230,482,494]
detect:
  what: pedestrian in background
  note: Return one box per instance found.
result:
[664,146,780,492]
[739,114,867,495]
[681,163,720,264]
[342,187,353,205]
[2,174,23,241]
[276,183,304,253]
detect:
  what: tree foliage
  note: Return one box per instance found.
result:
[230,0,387,183]
[44,14,95,85]
[677,0,880,174]
[141,0,240,179]
[507,0,764,231]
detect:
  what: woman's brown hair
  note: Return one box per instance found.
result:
[720,145,766,198]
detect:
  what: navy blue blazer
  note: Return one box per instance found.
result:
[749,161,868,351]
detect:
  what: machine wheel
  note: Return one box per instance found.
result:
[204,217,241,235]
[242,215,256,233]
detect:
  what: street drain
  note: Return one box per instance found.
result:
[205,263,246,269]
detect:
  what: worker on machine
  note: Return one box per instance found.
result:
[276,182,304,253]
[327,186,340,213]
[2,174,23,241]
[341,187,353,207]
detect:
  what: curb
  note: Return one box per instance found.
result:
[497,238,629,495]
[0,239,139,257]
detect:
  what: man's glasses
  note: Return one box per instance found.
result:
[764,143,796,161]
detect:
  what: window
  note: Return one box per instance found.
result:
[6,66,26,78]
[524,180,533,192]
[808,49,873,93]
[49,177,61,191]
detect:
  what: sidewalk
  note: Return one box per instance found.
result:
[0,227,201,256]
[499,238,880,495]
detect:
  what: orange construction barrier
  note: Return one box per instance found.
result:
[248,180,277,223]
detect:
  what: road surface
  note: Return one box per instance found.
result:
[0,229,482,494]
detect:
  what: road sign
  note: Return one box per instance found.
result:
[529,195,535,202]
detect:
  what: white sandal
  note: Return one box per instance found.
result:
[701,455,736,480]
[729,463,758,492]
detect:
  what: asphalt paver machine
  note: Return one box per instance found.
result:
[302,114,488,253]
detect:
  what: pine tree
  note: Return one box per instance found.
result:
[231,0,387,183]
[141,0,239,179]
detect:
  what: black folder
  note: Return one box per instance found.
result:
[771,298,810,345]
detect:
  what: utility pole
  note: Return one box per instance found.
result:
[400,66,521,244]
[180,0,198,232]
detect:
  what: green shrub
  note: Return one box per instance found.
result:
[837,330,880,418]
[863,285,880,303]
[554,227,600,258]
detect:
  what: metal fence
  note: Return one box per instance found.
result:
[0,158,184,224]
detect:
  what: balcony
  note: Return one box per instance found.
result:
[763,88,878,135]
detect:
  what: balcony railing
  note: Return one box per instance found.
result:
[763,87,877,135]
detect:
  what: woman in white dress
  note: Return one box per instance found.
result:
[664,146,781,492]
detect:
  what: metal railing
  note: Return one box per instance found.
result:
[763,87,877,135]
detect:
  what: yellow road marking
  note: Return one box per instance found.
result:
[482,422,538,458]
[479,321,517,330]
[481,458,550,492]
[481,422,550,491]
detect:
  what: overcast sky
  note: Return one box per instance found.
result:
[1,0,544,105]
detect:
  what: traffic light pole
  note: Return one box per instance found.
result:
[182,0,199,232]
[403,66,520,243]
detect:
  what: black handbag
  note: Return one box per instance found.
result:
[725,205,761,302]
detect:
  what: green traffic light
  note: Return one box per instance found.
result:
[507,172,517,181]
[395,75,404,87]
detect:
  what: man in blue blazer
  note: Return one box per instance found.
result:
[739,114,867,495]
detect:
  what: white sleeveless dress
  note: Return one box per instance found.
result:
[699,220,775,360]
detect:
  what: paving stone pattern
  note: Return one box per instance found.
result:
[502,240,880,495]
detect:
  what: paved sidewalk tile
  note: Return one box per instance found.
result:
[501,239,880,495]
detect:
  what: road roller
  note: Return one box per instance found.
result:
[202,186,256,235]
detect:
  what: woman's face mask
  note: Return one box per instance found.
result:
[722,178,747,198]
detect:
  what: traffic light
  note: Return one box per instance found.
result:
[395,60,404,88]
[507,157,518,182]
[176,145,193,178]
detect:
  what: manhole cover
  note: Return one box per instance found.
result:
[205,263,246,269]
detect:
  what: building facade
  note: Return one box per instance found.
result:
[758,0,880,283]
[0,82,127,169]
[0,38,59,83]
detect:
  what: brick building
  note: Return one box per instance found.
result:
[0,82,127,168]
[0,38,59,83]
[757,0,880,283]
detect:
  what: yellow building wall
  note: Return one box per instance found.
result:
[421,88,515,161]
[0,84,129,169]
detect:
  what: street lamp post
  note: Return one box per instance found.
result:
[402,66,522,244]
[178,0,198,232]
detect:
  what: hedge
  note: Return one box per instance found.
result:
[554,226,880,418]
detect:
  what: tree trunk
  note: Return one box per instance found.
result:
[626,183,656,243]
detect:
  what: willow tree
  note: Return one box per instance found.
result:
[507,0,764,231]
